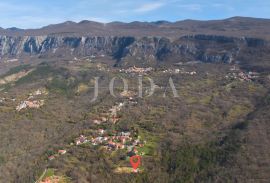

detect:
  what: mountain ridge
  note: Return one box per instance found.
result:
[1,16,270,71]
[0,16,270,39]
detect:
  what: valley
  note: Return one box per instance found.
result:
[0,57,269,182]
[0,16,270,183]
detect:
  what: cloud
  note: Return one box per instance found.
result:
[135,2,164,13]
[178,4,202,11]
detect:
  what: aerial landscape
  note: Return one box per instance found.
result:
[0,0,270,183]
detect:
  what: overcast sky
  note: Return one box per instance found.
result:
[0,0,270,28]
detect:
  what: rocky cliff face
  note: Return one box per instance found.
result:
[0,34,269,66]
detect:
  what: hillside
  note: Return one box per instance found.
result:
[0,58,269,182]
[0,16,270,183]
[1,17,270,72]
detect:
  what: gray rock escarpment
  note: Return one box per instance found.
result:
[0,34,268,64]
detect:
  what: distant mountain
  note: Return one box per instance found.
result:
[1,16,270,71]
[0,16,270,39]
[6,27,24,31]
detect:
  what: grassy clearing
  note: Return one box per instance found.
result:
[227,104,252,121]
[76,83,89,94]
[38,169,71,183]
[199,95,212,105]
[15,64,53,85]
[137,129,160,156]
[185,96,198,104]
[0,64,31,78]
[43,169,55,179]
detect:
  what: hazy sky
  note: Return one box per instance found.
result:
[0,0,269,28]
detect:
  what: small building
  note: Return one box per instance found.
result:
[58,150,67,155]
[93,119,102,124]
[48,156,55,161]
[101,117,107,122]
[98,129,105,135]
[75,135,88,145]
[120,132,131,137]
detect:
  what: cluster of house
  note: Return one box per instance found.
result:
[127,97,138,105]
[120,91,138,105]
[239,71,259,81]
[46,92,145,169]
[92,91,138,125]
[162,68,197,75]
[119,66,153,75]
[47,131,144,165]
[225,71,259,82]
[230,65,240,71]
[93,102,125,125]
[28,89,48,98]
[48,150,67,161]
[16,100,45,111]
[74,129,144,155]
[74,135,89,146]
[16,89,48,111]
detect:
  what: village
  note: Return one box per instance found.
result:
[92,102,125,125]
[73,129,145,156]
[119,66,153,75]
[47,89,146,164]
[74,89,144,156]
[16,88,48,111]
[225,65,260,82]
[162,68,197,75]
[119,66,198,76]
[47,126,145,163]
[44,65,262,163]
